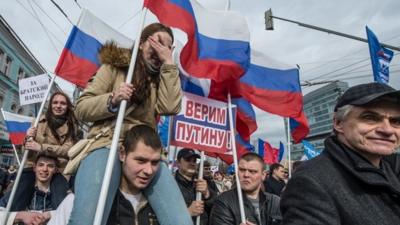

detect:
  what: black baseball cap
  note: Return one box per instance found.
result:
[177,148,200,160]
[334,82,400,111]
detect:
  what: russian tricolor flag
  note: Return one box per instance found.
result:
[1,110,34,145]
[55,9,133,88]
[289,112,310,143]
[234,50,304,118]
[258,138,280,165]
[145,0,250,83]
[232,50,309,143]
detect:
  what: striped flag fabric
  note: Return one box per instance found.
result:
[258,138,279,165]
[55,9,133,88]
[144,0,250,83]
[1,109,34,145]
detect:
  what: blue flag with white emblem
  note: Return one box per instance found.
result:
[366,26,394,84]
[302,140,321,160]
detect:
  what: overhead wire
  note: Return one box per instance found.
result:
[301,32,400,77]
[73,0,82,9]
[26,0,61,55]
[32,1,68,35]
[310,52,400,82]
[50,0,73,24]
[15,0,65,47]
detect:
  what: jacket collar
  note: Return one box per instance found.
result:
[175,170,194,187]
[39,115,69,137]
[117,190,148,214]
[325,136,400,194]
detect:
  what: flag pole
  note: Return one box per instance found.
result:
[0,109,21,166]
[1,74,56,225]
[195,151,205,225]
[166,116,175,170]
[227,93,246,223]
[11,144,21,166]
[286,118,292,178]
[93,7,148,225]
[224,3,245,222]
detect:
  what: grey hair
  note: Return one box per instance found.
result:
[334,105,355,122]
[332,105,355,134]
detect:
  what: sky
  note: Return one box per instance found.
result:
[2,0,400,147]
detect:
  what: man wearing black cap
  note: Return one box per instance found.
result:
[281,82,400,225]
[175,148,216,225]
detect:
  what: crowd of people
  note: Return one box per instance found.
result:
[0,22,399,225]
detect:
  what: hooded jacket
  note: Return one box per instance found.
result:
[75,43,182,153]
[27,115,75,169]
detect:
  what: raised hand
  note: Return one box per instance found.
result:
[148,34,174,65]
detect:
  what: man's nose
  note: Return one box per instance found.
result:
[143,163,154,175]
[377,118,395,135]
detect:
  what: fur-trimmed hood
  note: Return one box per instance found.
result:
[98,42,132,68]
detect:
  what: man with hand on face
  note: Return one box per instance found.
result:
[175,148,216,225]
[209,152,281,225]
[281,82,400,225]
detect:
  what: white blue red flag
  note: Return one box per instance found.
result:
[366,26,394,84]
[1,109,34,145]
[232,50,309,143]
[289,112,310,143]
[278,142,285,162]
[55,9,133,88]
[144,0,250,83]
[258,138,278,165]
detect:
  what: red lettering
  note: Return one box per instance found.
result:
[202,104,208,120]
[194,102,202,120]
[216,108,226,125]
[217,130,225,146]
[186,100,194,117]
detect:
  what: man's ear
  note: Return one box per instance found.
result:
[262,170,267,181]
[333,116,344,134]
[119,146,126,162]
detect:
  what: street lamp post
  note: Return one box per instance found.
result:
[264,9,400,52]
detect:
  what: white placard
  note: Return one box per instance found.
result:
[19,74,49,106]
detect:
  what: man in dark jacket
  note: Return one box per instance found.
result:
[281,82,400,225]
[209,152,281,225]
[106,125,165,225]
[175,148,216,225]
[264,163,286,196]
[0,154,68,211]
[47,125,178,225]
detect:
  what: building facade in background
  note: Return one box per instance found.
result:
[291,81,349,160]
[0,16,46,166]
